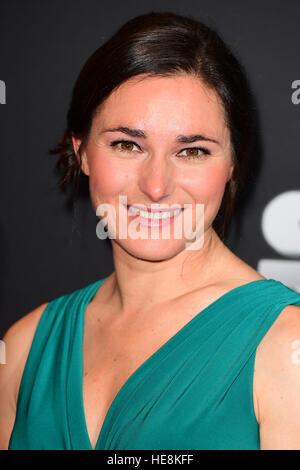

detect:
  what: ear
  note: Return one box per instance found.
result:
[227,164,234,183]
[72,134,90,176]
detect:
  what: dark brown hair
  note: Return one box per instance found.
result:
[50,11,257,240]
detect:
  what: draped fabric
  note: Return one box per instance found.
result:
[8,277,300,450]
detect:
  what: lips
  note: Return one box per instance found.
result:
[126,204,182,213]
[125,204,183,227]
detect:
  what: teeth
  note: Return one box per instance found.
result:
[128,206,181,219]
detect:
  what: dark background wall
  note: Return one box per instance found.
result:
[1,0,300,338]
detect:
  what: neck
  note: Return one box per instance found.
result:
[102,228,231,315]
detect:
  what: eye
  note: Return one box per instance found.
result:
[110,140,141,153]
[177,147,211,160]
[109,140,211,160]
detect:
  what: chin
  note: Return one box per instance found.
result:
[116,238,186,262]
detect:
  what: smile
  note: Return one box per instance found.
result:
[128,206,182,219]
[125,205,183,227]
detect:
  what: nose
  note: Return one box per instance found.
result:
[137,152,174,202]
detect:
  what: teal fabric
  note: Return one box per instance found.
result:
[8,277,300,450]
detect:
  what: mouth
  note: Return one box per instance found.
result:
[125,204,183,227]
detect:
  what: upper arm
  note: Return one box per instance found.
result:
[0,303,49,450]
[255,304,300,450]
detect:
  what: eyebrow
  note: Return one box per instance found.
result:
[102,126,220,145]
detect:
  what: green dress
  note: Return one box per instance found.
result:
[8,277,300,450]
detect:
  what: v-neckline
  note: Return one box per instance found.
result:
[74,277,275,450]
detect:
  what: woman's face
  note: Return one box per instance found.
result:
[72,74,233,261]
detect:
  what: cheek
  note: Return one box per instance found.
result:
[181,165,229,201]
[88,155,130,202]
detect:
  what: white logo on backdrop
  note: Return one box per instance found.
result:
[291,80,300,105]
[258,190,300,292]
[0,80,6,104]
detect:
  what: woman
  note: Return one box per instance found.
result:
[2,11,300,450]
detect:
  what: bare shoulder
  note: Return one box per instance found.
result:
[254,304,300,449]
[0,302,49,450]
[255,304,300,372]
[1,302,50,389]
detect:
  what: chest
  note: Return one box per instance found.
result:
[82,303,192,449]
[81,289,265,449]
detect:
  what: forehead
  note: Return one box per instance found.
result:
[95,74,227,138]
